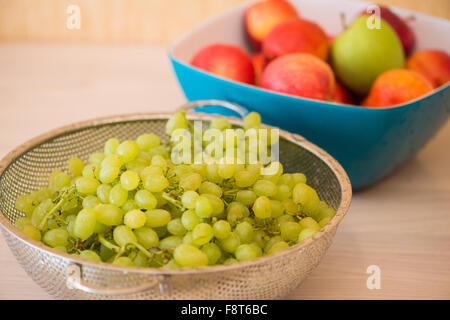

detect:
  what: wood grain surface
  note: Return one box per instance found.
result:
[0,43,449,300]
[0,0,448,44]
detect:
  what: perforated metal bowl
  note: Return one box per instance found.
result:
[0,101,351,299]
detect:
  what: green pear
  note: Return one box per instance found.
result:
[330,15,405,94]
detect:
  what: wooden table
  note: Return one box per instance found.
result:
[0,44,449,300]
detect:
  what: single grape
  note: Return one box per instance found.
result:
[76,176,100,195]
[253,179,277,197]
[49,170,70,193]
[218,162,235,179]
[201,243,222,265]
[277,214,295,226]
[166,111,188,136]
[167,218,187,236]
[277,174,294,189]
[198,181,223,198]
[270,200,284,218]
[181,209,200,231]
[22,225,42,241]
[280,221,302,242]
[292,173,307,185]
[97,184,112,203]
[14,216,31,230]
[272,184,291,201]
[79,250,101,262]
[82,164,100,179]
[113,225,137,247]
[201,194,224,217]
[160,235,183,250]
[43,228,69,247]
[134,189,157,210]
[235,244,259,261]
[54,245,67,253]
[205,164,223,185]
[224,258,237,265]
[120,170,140,191]
[145,209,171,228]
[173,243,208,267]
[192,223,214,246]
[282,199,298,215]
[234,170,257,188]
[15,194,36,216]
[73,208,97,240]
[235,221,254,244]
[218,232,241,254]
[89,152,105,166]
[82,195,100,208]
[134,227,159,249]
[136,133,160,151]
[293,182,320,219]
[298,228,317,242]
[143,174,169,192]
[180,173,202,191]
[235,190,257,207]
[210,118,231,131]
[140,165,163,178]
[164,259,181,269]
[121,199,137,212]
[109,184,128,207]
[104,138,120,156]
[94,204,124,226]
[113,257,135,267]
[68,157,85,177]
[267,241,289,254]
[227,202,245,226]
[116,140,139,164]
[319,217,331,228]
[93,221,110,234]
[195,195,213,219]
[299,217,320,231]
[151,154,167,170]
[243,112,261,130]
[213,220,231,240]
[124,209,147,229]
[181,190,199,209]
[252,196,272,219]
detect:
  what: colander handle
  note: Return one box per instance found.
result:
[66,264,169,296]
[178,99,249,119]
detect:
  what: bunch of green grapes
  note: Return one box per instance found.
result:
[13,111,335,268]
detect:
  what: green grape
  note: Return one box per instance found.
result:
[190,164,206,177]
[181,191,199,209]
[141,165,163,178]
[89,152,105,165]
[104,138,120,156]
[73,208,96,240]
[164,259,181,269]
[22,225,41,241]
[47,218,59,230]
[66,215,76,237]
[253,179,277,197]
[137,133,160,151]
[253,229,268,248]
[293,182,320,219]
[280,221,302,242]
[282,199,298,215]
[243,112,261,130]
[224,258,237,265]
[318,204,335,221]
[120,170,140,191]
[116,140,139,164]
[272,184,291,201]
[247,163,262,176]
[113,257,135,267]
[49,170,70,193]
[31,199,53,230]
[219,232,241,254]
[143,174,169,192]
[54,245,67,253]
[99,244,115,261]
[94,221,110,234]
[99,165,120,184]
[201,194,224,217]
[145,209,171,228]
[96,184,112,203]
[151,155,167,170]
[121,199,137,212]
[213,220,231,240]
[167,218,186,236]
[235,244,259,261]
[262,162,283,184]
[43,228,69,247]
[148,145,169,158]
[227,202,245,226]
[277,214,295,226]
[134,227,159,249]
[235,190,257,207]
[270,200,284,218]
[319,217,331,228]
[218,161,235,179]
[134,189,157,210]
[76,176,100,195]
[133,251,149,268]
[205,164,223,185]
[267,241,289,254]
[195,195,213,218]
[264,236,282,253]
[182,231,196,246]
[299,217,320,231]
[192,223,214,246]
[277,174,294,189]
[95,204,124,226]
[15,194,36,216]
[68,157,85,177]
[82,195,100,208]
[181,209,200,231]
[113,225,137,247]
[173,243,208,267]
[234,170,257,188]
[82,164,100,179]
[179,173,202,191]
[109,184,128,207]
[252,196,271,219]
[79,250,101,262]
[198,181,223,198]
[124,209,147,229]
[32,188,52,203]
[153,225,168,238]
[102,154,123,168]
[160,235,183,250]
[166,111,188,135]
[235,221,254,244]
[14,216,31,230]
[210,118,231,131]
[292,173,307,185]
[201,243,222,265]
[298,228,317,242]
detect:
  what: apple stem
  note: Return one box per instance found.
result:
[340,12,347,31]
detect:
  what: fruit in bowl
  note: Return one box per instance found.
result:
[406,49,450,88]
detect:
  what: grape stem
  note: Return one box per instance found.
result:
[38,186,75,230]
[162,192,183,209]
[98,233,120,252]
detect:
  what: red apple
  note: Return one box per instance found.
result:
[191,44,255,84]
[245,0,299,50]
[333,81,354,105]
[261,53,335,101]
[251,52,267,86]
[263,18,329,61]
[406,49,450,88]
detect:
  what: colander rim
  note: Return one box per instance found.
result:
[0,111,352,276]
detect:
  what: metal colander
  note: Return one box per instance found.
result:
[0,101,351,300]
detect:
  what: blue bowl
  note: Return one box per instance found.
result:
[169,0,450,190]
